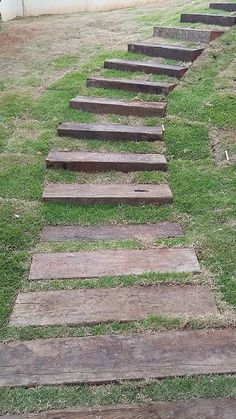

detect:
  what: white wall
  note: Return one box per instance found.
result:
[0,0,22,21]
[0,0,157,21]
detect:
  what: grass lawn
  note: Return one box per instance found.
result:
[0,0,236,413]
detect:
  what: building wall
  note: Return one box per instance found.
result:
[0,0,157,21]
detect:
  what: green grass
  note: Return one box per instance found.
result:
[0,0,236,413]
[0,91,33,121]
[168,32,236,128]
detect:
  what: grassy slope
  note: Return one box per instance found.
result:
[0,0,236,413]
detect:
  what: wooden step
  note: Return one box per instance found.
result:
[40,222,183,242]
[0,329,235,387]
[57,123,164,141]
[181,13,236,26]
[45,151,168,172]
[42,183,173,206]
[210,2,236,12]
[153,26,224,43]
[87,76,176,95]
[104,58,188,78]
[29,247,200,280]
[3,399,236,418]
[10,285,218,327]
[128,43,204,62]
[69,96,167,117]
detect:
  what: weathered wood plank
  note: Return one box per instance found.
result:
[104,58,188,78]
[2,399,236,418]
[153,26,224,43]
[86,77,176,95]
[57,123,163,141]
[40,222,183,242]
[69,96,167,117]
[29,247,200,280]
[9,285,218,327]
[42,183,173,205]
[0,329,235,387]
[181,13,236,26]
[128,43,204,62]
[210,3,236,12]
[45,151,168,172]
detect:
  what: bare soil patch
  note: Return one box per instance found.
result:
[210,128,236,166]
[0,27,40,56]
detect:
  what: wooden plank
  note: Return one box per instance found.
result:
[104,58,188,79]
[10,285,219,327]
[0,329,235,387]
[210,3,236,12]
[40,222,183,242]
[128,43,204,62]
[86,77,176,95]
[153,26,224,43]
[45,151,168,172]
[181,13,236,26]
[69,96,167,117]
[29,247,200,280]
[57,123,163,141]
[3,399,236,418]
[42,183,173,205]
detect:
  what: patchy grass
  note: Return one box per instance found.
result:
[49,55,81,70]
[0,375,236,414]
[138,0,235,32]
[0,0,236,413]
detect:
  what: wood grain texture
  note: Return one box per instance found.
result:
[0,329,235,387]
[69,96,167,117]
[86,77,176,95]
[57,123,163,141]
[9,285,219,327]
[104,59,188,78]
[153,26,224,43]
[29,247,200,280]
[209,3,236,12]
[40,222,183,242]
[42,183,173,205]
[2,399,236,418]
[128,43,204,62]
[181,13,236,26]
[45,151,168,172]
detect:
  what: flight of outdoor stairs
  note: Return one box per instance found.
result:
[2,2,236,418]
